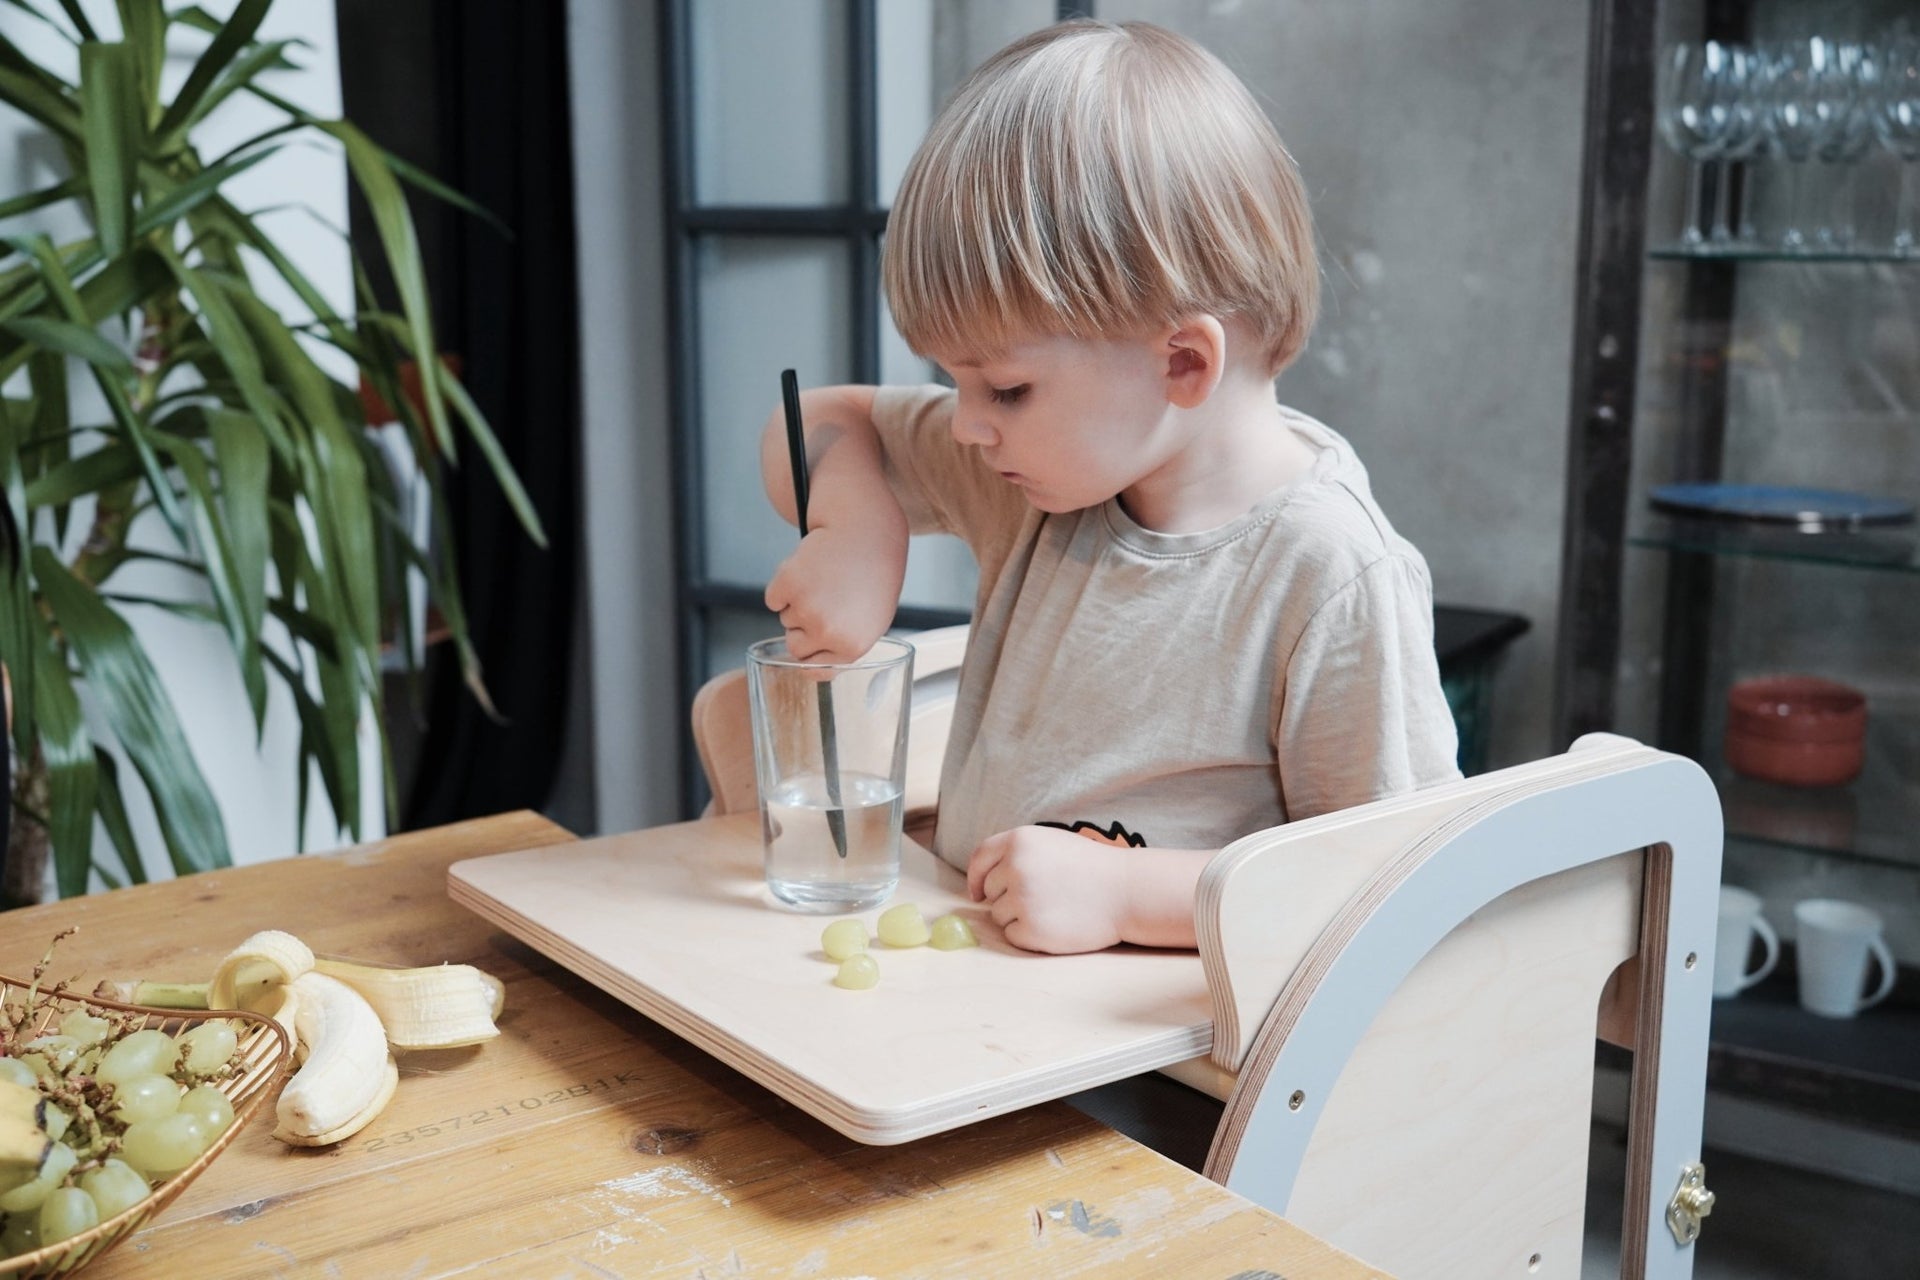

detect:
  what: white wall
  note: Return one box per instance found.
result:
[2,0,376,887]
[565,0,682,835]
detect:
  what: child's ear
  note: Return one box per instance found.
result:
[1161,315,1226,409]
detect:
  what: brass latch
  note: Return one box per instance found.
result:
[1666,1162,1715,1245]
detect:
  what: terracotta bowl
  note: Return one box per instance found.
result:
[1724,676,1867,787]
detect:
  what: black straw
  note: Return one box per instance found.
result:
[780,370,850,859]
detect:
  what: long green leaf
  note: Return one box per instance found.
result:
[92,746,147,885]
[27,618,97,897]
[0,64,82,140]
[154,242,292,462]
[1,314,135,377]
[114,0,167,120]
[22,350,70,543]
[315,120,451,455]
[208,407,268,668]
[30,547,232,875]
[0,395,33,759]
[54,0,96,41]
[78,42,139,256]
[0,177,83,221]
[7,234,189,545]
[0,0,79,43]
[151,428,265,727]
[24,440,140,506]
[153,0,267,146]
[440,367,547,548]
[178,36,301,137]
[132,143,277,235]
[229,287,379,663]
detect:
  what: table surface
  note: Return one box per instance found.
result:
[0,812,1384,1279]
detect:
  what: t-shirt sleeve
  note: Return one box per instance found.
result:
[1274,554,1462,822]
[870,384,1026,551]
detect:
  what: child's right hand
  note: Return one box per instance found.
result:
[764,522,903,666]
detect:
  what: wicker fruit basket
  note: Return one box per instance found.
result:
[0,978,294,1278]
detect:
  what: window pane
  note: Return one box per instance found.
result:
[875,0,935,205]
[696,237,854,585]
[692,0,848,205]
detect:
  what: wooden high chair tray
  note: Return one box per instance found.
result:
[447,813,1211,1144]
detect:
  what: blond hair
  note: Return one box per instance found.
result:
[884,20,1319,376]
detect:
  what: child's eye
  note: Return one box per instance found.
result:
[989,384,1029,405]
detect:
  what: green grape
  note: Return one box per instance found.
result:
[820,919,869,961]
[36,1187,99,1245]
[177,1085,234,1136]
[832,954,881,990]
[0,1141,77,1214]
[0,1055,35,1089]
[1,1206,41,1257]
[41,1104,70,1143]
[19,1035,80,1076]
[109,1074,181,1125]
[178,1022,239,1076]
[79,1160,151,1220]
[876,903,931,948]
[57,1010,113,1047]
[119,1113,208,1180]
[929,914,979,950]
[96,1029,180,1088]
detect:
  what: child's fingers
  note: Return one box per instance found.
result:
[966,838,1009,902]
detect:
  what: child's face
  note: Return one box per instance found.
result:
[927,332,1185,515]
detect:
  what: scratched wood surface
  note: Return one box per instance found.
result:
[0,813,1384,1279]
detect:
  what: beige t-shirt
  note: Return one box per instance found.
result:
[872,384,1461,870]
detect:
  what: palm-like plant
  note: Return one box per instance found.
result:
[0,0,543,901]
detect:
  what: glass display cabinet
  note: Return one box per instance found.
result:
[1564,0,1919,1165]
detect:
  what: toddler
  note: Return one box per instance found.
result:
[761,20,1459,954]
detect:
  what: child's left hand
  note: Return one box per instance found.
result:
[965,826,1131,954]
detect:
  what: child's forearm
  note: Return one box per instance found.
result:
[760,385,902,541]
[1120,846,1218,949]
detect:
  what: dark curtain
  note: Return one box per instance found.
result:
[339,0,582,828]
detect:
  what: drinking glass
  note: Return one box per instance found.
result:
[1809,41,1877,250]
[1763,39,1825,251]
[1660,43,1727,247]
[748,636,913,913]
[1877,35,1920,254]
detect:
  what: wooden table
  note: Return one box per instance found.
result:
[0,813,1384,1279]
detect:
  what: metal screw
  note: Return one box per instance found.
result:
[1288,1090,1305,1111]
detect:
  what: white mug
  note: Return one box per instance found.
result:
[1714,886,1779,999]
[1793,899,1897,1019]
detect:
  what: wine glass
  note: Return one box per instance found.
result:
[1876,35,1920,255]
[1659,43,1727,248]
[1809,42,1876,251]
[1762,39,1826,251]
[1708,44,1766,248]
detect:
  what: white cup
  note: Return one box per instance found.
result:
[1714,886,1779,999]
[1792,898,1897,1019]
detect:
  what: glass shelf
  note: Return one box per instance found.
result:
[1711,712,1920,876]
[1630,516,1920,575]
[1648,244,1920,265]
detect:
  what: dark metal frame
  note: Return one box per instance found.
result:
[659,0,1087,814]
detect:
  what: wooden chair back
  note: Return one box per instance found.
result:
[1198,735,1721,1280]
[691,626,970,831]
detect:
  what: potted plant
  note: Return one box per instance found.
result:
[0,0,543,902]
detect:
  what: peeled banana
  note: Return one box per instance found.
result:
[273,973,394,1146]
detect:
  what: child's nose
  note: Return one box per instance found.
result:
[951,409,998,447]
